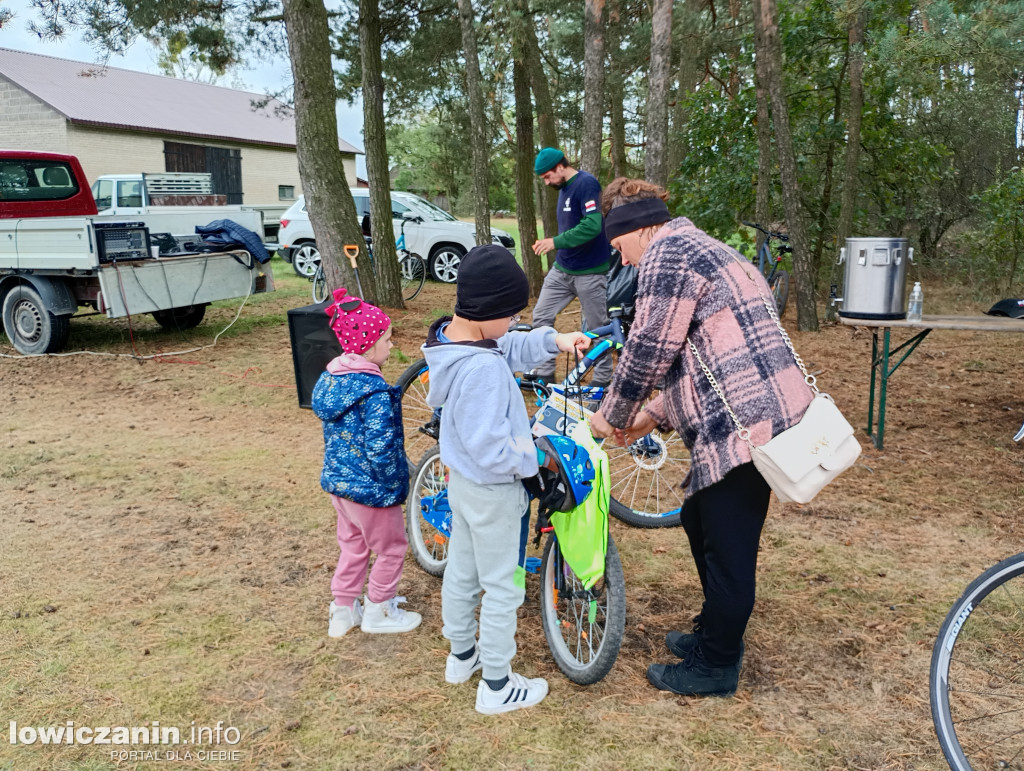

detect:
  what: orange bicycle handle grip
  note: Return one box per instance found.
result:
[343,244,360,268]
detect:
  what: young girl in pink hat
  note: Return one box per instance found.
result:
[313,287,421,637]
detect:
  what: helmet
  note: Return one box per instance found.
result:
[985,298,1024,318]
[532,434,596,513]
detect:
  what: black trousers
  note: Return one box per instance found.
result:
[679,462,771,666]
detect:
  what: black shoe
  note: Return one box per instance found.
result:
[589,379,611,389]
[663,614,704,658]
[666,631,745,667]
[646,648,740,697]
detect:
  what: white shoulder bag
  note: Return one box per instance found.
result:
[687,260,862,504]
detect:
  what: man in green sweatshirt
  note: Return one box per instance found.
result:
[529,147,613,386]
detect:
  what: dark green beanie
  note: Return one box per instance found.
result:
[534,147,566,175]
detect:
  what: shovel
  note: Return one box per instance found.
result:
[344,244,364,298]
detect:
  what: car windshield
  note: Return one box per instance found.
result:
[401,196,456,222]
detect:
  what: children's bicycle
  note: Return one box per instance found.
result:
[395,316,691,529]
[742,221,791,317]
[311,215,426,303]
[406,433,627,685]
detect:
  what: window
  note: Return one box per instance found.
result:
[117,180,143,208]
[278,185,295,200]
[390,200,410,218]
[352,196,371,218]
[92,179,113,210]
[0,160,80,202]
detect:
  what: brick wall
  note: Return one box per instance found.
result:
[0,79,69,151]
[67,125,358,205]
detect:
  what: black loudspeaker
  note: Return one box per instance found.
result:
[287,301,342,409]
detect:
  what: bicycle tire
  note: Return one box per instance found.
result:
[395,358,437,475]
[311,266,328,304]
[770,269,790,318]
[930,552,1024,771]
[539,531,626,685]
[405,445,450,577]
[400,254,426,301]
[605,424,688,529]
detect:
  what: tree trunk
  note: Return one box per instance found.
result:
[457,0,491,245]
[753,0,818,330]
[281,0,371,300]
[753,7,772,256]
[645,0,673,187]
[511,0,542,295]
[526,20,559,240]
[606,0,628,178]
[514,58,542,296]
[581,0,606,175]
[360,0,403,307]
[668,0,704,174]
[835,4,866,258]
[830,4,865,322]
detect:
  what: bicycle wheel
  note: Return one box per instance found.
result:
[539,531,626,685]
[311,265,328,304]
[770,269,790,317]
[405,445,450,577]
[930,552,1024,770]
[395,358,438,475]
[400,254,426,301]
[605,427,689,528]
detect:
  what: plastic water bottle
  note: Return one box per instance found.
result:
[907,282,923,322]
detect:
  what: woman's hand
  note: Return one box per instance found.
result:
[618,410,657,446]
[590,409,616,439]
[555,332,591,357]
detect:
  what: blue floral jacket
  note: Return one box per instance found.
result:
[312,366,409,508]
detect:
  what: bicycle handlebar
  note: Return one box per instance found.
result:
[742,221,790,242]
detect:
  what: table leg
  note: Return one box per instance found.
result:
[866,327,932,450]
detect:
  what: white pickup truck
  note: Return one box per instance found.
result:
[91,172,287,244]
[1,152,272,355]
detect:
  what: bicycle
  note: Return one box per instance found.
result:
[395,315,691,529]
[406,405,627,685]
[742,221,791,317]
[311,214,426,303]
[929,551,1024,770]
[928,421,1024,770]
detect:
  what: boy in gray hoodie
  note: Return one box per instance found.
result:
[422,245,589,715]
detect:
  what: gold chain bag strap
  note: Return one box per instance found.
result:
[687,252,862,503]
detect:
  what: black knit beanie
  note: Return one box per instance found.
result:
[455,245,530,321]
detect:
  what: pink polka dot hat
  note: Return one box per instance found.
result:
[325,287,391,355]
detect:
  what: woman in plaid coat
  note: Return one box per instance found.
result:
[590,178,813,698]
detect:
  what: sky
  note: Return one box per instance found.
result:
[0,0,368,176]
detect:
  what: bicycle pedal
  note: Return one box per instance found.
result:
[524,557,542,574]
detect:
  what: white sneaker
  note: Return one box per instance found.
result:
[445,646,483,684]
[360,596,422,634]
[328,599,362,638]
[475,669,549,715]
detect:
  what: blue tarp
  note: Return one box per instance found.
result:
[194,219,271,264]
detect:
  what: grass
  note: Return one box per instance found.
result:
[2,273,1022,769]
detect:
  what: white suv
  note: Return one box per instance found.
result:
[279,190,515,282]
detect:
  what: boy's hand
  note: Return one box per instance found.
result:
[555,332,591,357]
[532,237,555,255]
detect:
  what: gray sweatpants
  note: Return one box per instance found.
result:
[442,469,530,680]
[530,268,612,383]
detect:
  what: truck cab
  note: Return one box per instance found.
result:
[0,151,98,219]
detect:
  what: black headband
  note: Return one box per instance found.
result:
[604,198,671,241]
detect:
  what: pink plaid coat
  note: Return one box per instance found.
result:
[600,217,814,493]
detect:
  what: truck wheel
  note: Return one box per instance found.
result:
[429,244,465,283]
[292,243,321,277]
[2,285,71,355]
[152,304,207,330]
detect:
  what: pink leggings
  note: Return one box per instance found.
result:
[330,495,409,607]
